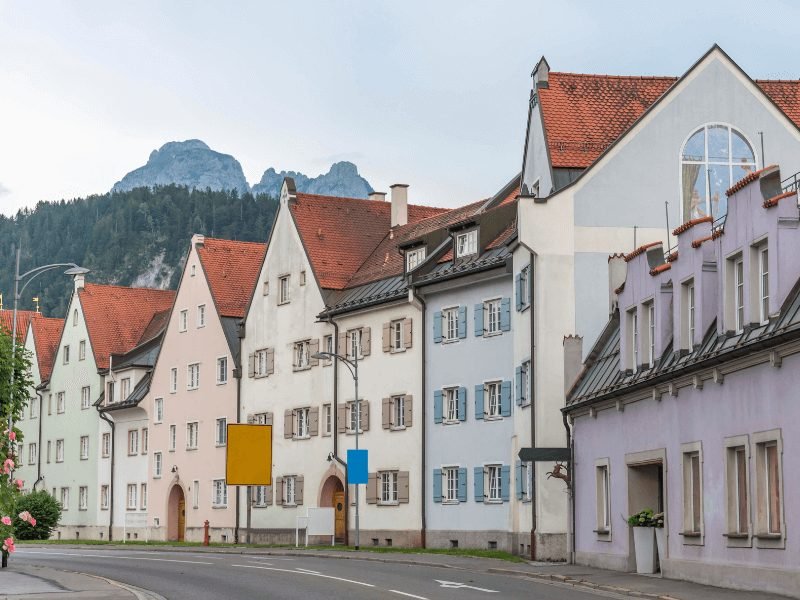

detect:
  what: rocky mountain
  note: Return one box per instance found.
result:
[251,161,373,198]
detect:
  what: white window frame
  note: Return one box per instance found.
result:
[101,433,110,458]
[186,422,199,450]
[73,308,78,326]
[758,245,769,325]
[347,329,363,360]
[629,308,639,372]
[29,398,38,419]
[254,485,268,507]
[444,387,459,423]
[127,483,137,510]
[647,301,655,368]
[216,417,227,446]
[379,471,399,505]
[154,398,164,423]
[79,340,86,361]
[28,443,37,465]
[141,427,148,454]
[100,485,109,510]
[443,466,459,504]
[486,464,502,503]
[520,360,531,406]
[406,246,427,271]
[442,307,458,342]
[724,434,751,547]
[681,441,704,545]
[455,229,478,258]
[81,386,91,410]
[212,479,228,508]
[391,320,404,352]
[484,298,501,335]
[347,401,364,434]
[56,439,64,463]
[63,344,70,364]
[485,380,502,418]
[56,391,65,414]
[154,452,163,478]
[187,363,200,390]
[80,435,89,460]
[294,340,310,370]
[179,309,188,332]
[169,424,177,451]
[322,403,332,436]
[284,475,297,506]
[128,429,139,456]
[60,487,70,510]
[120,377,131,402]
[192,480,200,509]
[79,486,88,511]
[520,265,531,308]
[520,461,533,503]
[170,368,178,393]
[392,395,405,429]
[734,255,745,333]
[278,275,291,305]
[217,356,228,384]
[140,483,147,510]
[197,304,206,328]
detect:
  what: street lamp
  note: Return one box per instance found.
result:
[6,247,89,434]
[311,348,361,550]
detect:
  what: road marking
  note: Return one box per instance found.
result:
[244,560,274,566]
[295,567,321,573]
[435,580,499,593]
[17,550,213,565]
[232,564,375,587]
[389,591,429,599]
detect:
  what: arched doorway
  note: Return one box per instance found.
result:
[167,484,186,542]
[320,475,346,544]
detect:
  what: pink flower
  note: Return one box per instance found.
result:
[29,517,36,527]
[16,479,23,490]
[18,511,31,522]
[8,431,16,441]
[2,458,13,475]
[2,537,15,553]
[1,516,10,526]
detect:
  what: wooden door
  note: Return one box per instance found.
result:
[333,491,345,541]
[178,498,186,542]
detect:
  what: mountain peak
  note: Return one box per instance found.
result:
[252,161,373,199]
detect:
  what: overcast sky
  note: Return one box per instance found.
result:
[1,0,798,214]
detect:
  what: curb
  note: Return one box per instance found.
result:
[82,572,167,600]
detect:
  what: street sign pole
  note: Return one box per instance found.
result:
[354,347,360,550]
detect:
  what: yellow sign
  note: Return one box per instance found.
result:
[226,424,272,485]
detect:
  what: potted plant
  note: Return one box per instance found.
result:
[652,512,665,566]
[627,508,657,574]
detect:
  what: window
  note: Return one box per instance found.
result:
[29,398,37,419]
[294,340,310,370]
[120,378,131,402]
[486,381,502,418]
[60,487,69,510]
[380,471,398,504]
[212,479,228,508]
[192,481,200,509]
[28,443,37,465]
[682,443,703,540]
[191,264,196,277]
[299,270,307,286]
[79,340,86,361]
[442,307,458,342]
[406,247,426,271]
[519,461,533,503]
[629,308,639,372]
[57,391,65,414]
[217,357,228,384]
[197,304,206,328]
[216,418,227,446]
[683,281,695,350]
[47,393,52,415]
[348,329,362,360]
[347,401,366,433]
[63,345,70,364]
[758,245,769,325]
[392,395,405,429]
[596,463,610,533]
[647,302,655,368]
[254,412,272,425]
[73,308,78,326]
[140,483,147,510]
[518,265,531,309]
[391,320,404,352]
[154,398,164,423]
[46,440,51,463]
[81,386,91,410]
[254,485,268,507]
[79,486,88,511]
[80,436,89,460]
[141,428,148,454]
[681,124,756,220]
[254,348,271,377]
[734,256,744,333]
[283,476,297,505]
[484,299,501,335]
[455,229,478,257]
[154,452,163,478]
[56,439,64,463]
[753,431,783,542]
[106,381,115,404]
[101,433,110,458]
[487,465,502,502]
[444,388,460,423]
[519,361,531,406]
[179,309,188,332]
[323,404,332,435]
[278,275,290,304]
[128,430,139,455]
[293,408,309,438]
[186,422,198,449]
[322,335,333,365]
[100,485,109,510]
[725,437,750,541]
[170,368,178,393]
[127,484,137,510]
[443,467,459,503]
[187,363,200,390]
[169,425,177,451]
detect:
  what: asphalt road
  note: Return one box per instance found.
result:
[12,547,627,600]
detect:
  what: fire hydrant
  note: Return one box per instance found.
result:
[203,520,210,546]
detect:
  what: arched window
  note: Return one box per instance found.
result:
[681,124,756,221]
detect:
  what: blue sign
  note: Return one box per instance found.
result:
[347,449,368,484]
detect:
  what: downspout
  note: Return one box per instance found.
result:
[235,320,244,545]
[530,250,537,561]
[415,290,427,548]
[324,315,349,546]
[97,409,115,541]
[563,411,575,564]
[33,388,44,490]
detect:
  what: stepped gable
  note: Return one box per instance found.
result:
[290,192,447,290]
[78,283,176,370]
[0,309,37,341]
[30,314,64,382]
[197,238,267,318]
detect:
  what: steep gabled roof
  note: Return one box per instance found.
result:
[197,238,267,318]
[78,283,176,370]
[30,315,64,383]
[0,309,37,341]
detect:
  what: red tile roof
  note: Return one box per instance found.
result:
[691,235,713,249]
[726,165,777,196]
[197,238,267,318]
[763,190,797,209]
[290,193,447,290]
[137,309,171,346]
[78,283,176,370]
[487,217,517,249]
[29,315,63,382]
[650,263,672,276]
[755,80,800,126]
[666,251,679,263]
[0,309,37,341]
[624,241,662,262]
[497,185,520,206]
[672,216,713,236]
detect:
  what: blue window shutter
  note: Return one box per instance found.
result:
[501,465,511,502]
[515,274,522,311]
[433,390,443,424]
[500,298,511,331]
[515,461,523,500]
[474,384,484,420]
[433,311,443,343]
[474,466,484,502]
[457,306,467,338]
[515,367,523,405]
[501,380,512,417]
[473,303,484,337]
[433,469,442,503]
[458,386,467,421]
[458,468,467,502]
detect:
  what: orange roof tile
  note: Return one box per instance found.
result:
[763,190,797,209]
[666,251,678,263]
[691,235,713,249]
[755,79,800,126]
[197,238,267,318]
[30,314,63,382]
[650,263,672,276]
[78,283,176,370]
[725,165,777,196]
[497,185,520,206]
[672,216,713,236]
[0,309,37,341]
[624,241,662,262]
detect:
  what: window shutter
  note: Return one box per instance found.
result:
[382,397,391,429]
[500,465,510,502]
[457,306,467,338]
[309,339,320,366]
[433,390,443,424]
[500,298,511,331]
[382,322,391,352]
[248,353,255,378]
[458,387,467,421]
[501,380,512,417]
[366,473,377,504]
[433,311,443,343]
[337,405,347,433]
[361,327,371,356]
[474,303,484,337]
[296,476,304,505]
[360,400,369,431]
[265,411,274,426]
[247,414,256,424]
[515,273,522,311]
[266,479,273,505]
[309,406,319,436]
[283,410,293,439]
[458,468,468,502]
[432,469,442,503]
[474,384,484,420]
[474,467,484,502]
[398,471,409,503]
[404,395,412,427]
[403,318,413,348]
[338,332,347,355]
[266,348,275,375]
[275,477,284,505]
[515,462,523,500]
[515,366,523,406]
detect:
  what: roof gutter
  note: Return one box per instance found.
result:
[97,408,115,541]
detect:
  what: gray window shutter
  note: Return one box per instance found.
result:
[382,322,391,352]
[501,380,512,417]
[283,410,293,439]
[247,353,256,378]
[403,395,412,427]
[296,476,304,505]
[458,468,468,502]
[515,462,523,500]
[382,397,391,429]
[338,332,347,355]
[275,477,284,505]
[360,400,369,431]
[432,469,442,503]
[266,479,273,506]
[500,298,511,331]
[515,366,523,405]
[361,327,371,356]
[309,406,319,436]
[500,465,510,502]
[403,317,413,348]
[398,471,409,503]
[433,390,443,424]
[474,303,484,337]
[515,273,523,311]
[337,405,347,433]
[457,387,467,421]
[309,339,320,366]
[265,411,274,426]
[433,311,442,343]
[266,348,275,375]
[474,466,484,502]
[366,473,378,504]
[457,306,467,338]
[474,384,484,420]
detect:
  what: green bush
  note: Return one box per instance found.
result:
[14,490,61,540]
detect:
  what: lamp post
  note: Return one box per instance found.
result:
[312,347,360,550]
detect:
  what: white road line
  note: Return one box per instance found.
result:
[232,564,375,587]
[295,567,321,573]
[244,560,274,566]
[389,591,429,600]
[17,550,213,565]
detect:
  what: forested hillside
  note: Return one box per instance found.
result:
[0,186,278,318]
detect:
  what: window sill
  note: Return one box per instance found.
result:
[378,502,400,507]
[168,449,175,453]
[442,500,460,506]
[345,430,364,435]
[215,443,226,448]
[153,475,162,479]
[390,348,406,354]
[322,432,332,437]
[186,447,198,451]
[216,381,228,386]
[253,504,268,509]
[154,421,163,425]
[100,507,109,511]
[390,425,407,432]
[442,420,461,426]
[292,366,312,372]
[81,457,89,461]
[723,532,749,539]
[187,387,199,392]
[484,499,503,505]
[212,505,228,509]
[483,331,502,338]
[441,338,460,345]
[754,532,783,540]
[593,528,611,534]
[483,415,503,422]
[292,436,311,441]
[679,530,702,538]
[282,503,297,508]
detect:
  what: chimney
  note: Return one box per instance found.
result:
[608,254,626,315]
[563,335,584,394]
[390,184,409,228]
[369,192,387,202]
[74,273,86,291]
[192,233,205,246]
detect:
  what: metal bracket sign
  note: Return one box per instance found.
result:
[347,449,368,484]
[518,447,571,462]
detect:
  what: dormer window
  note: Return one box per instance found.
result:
[455,230,477,258]
[406,247,427,271]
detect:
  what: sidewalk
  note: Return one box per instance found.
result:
[1,564,151,599]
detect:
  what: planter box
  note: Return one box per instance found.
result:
[655,527,666,567]
[633,526,656,574]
